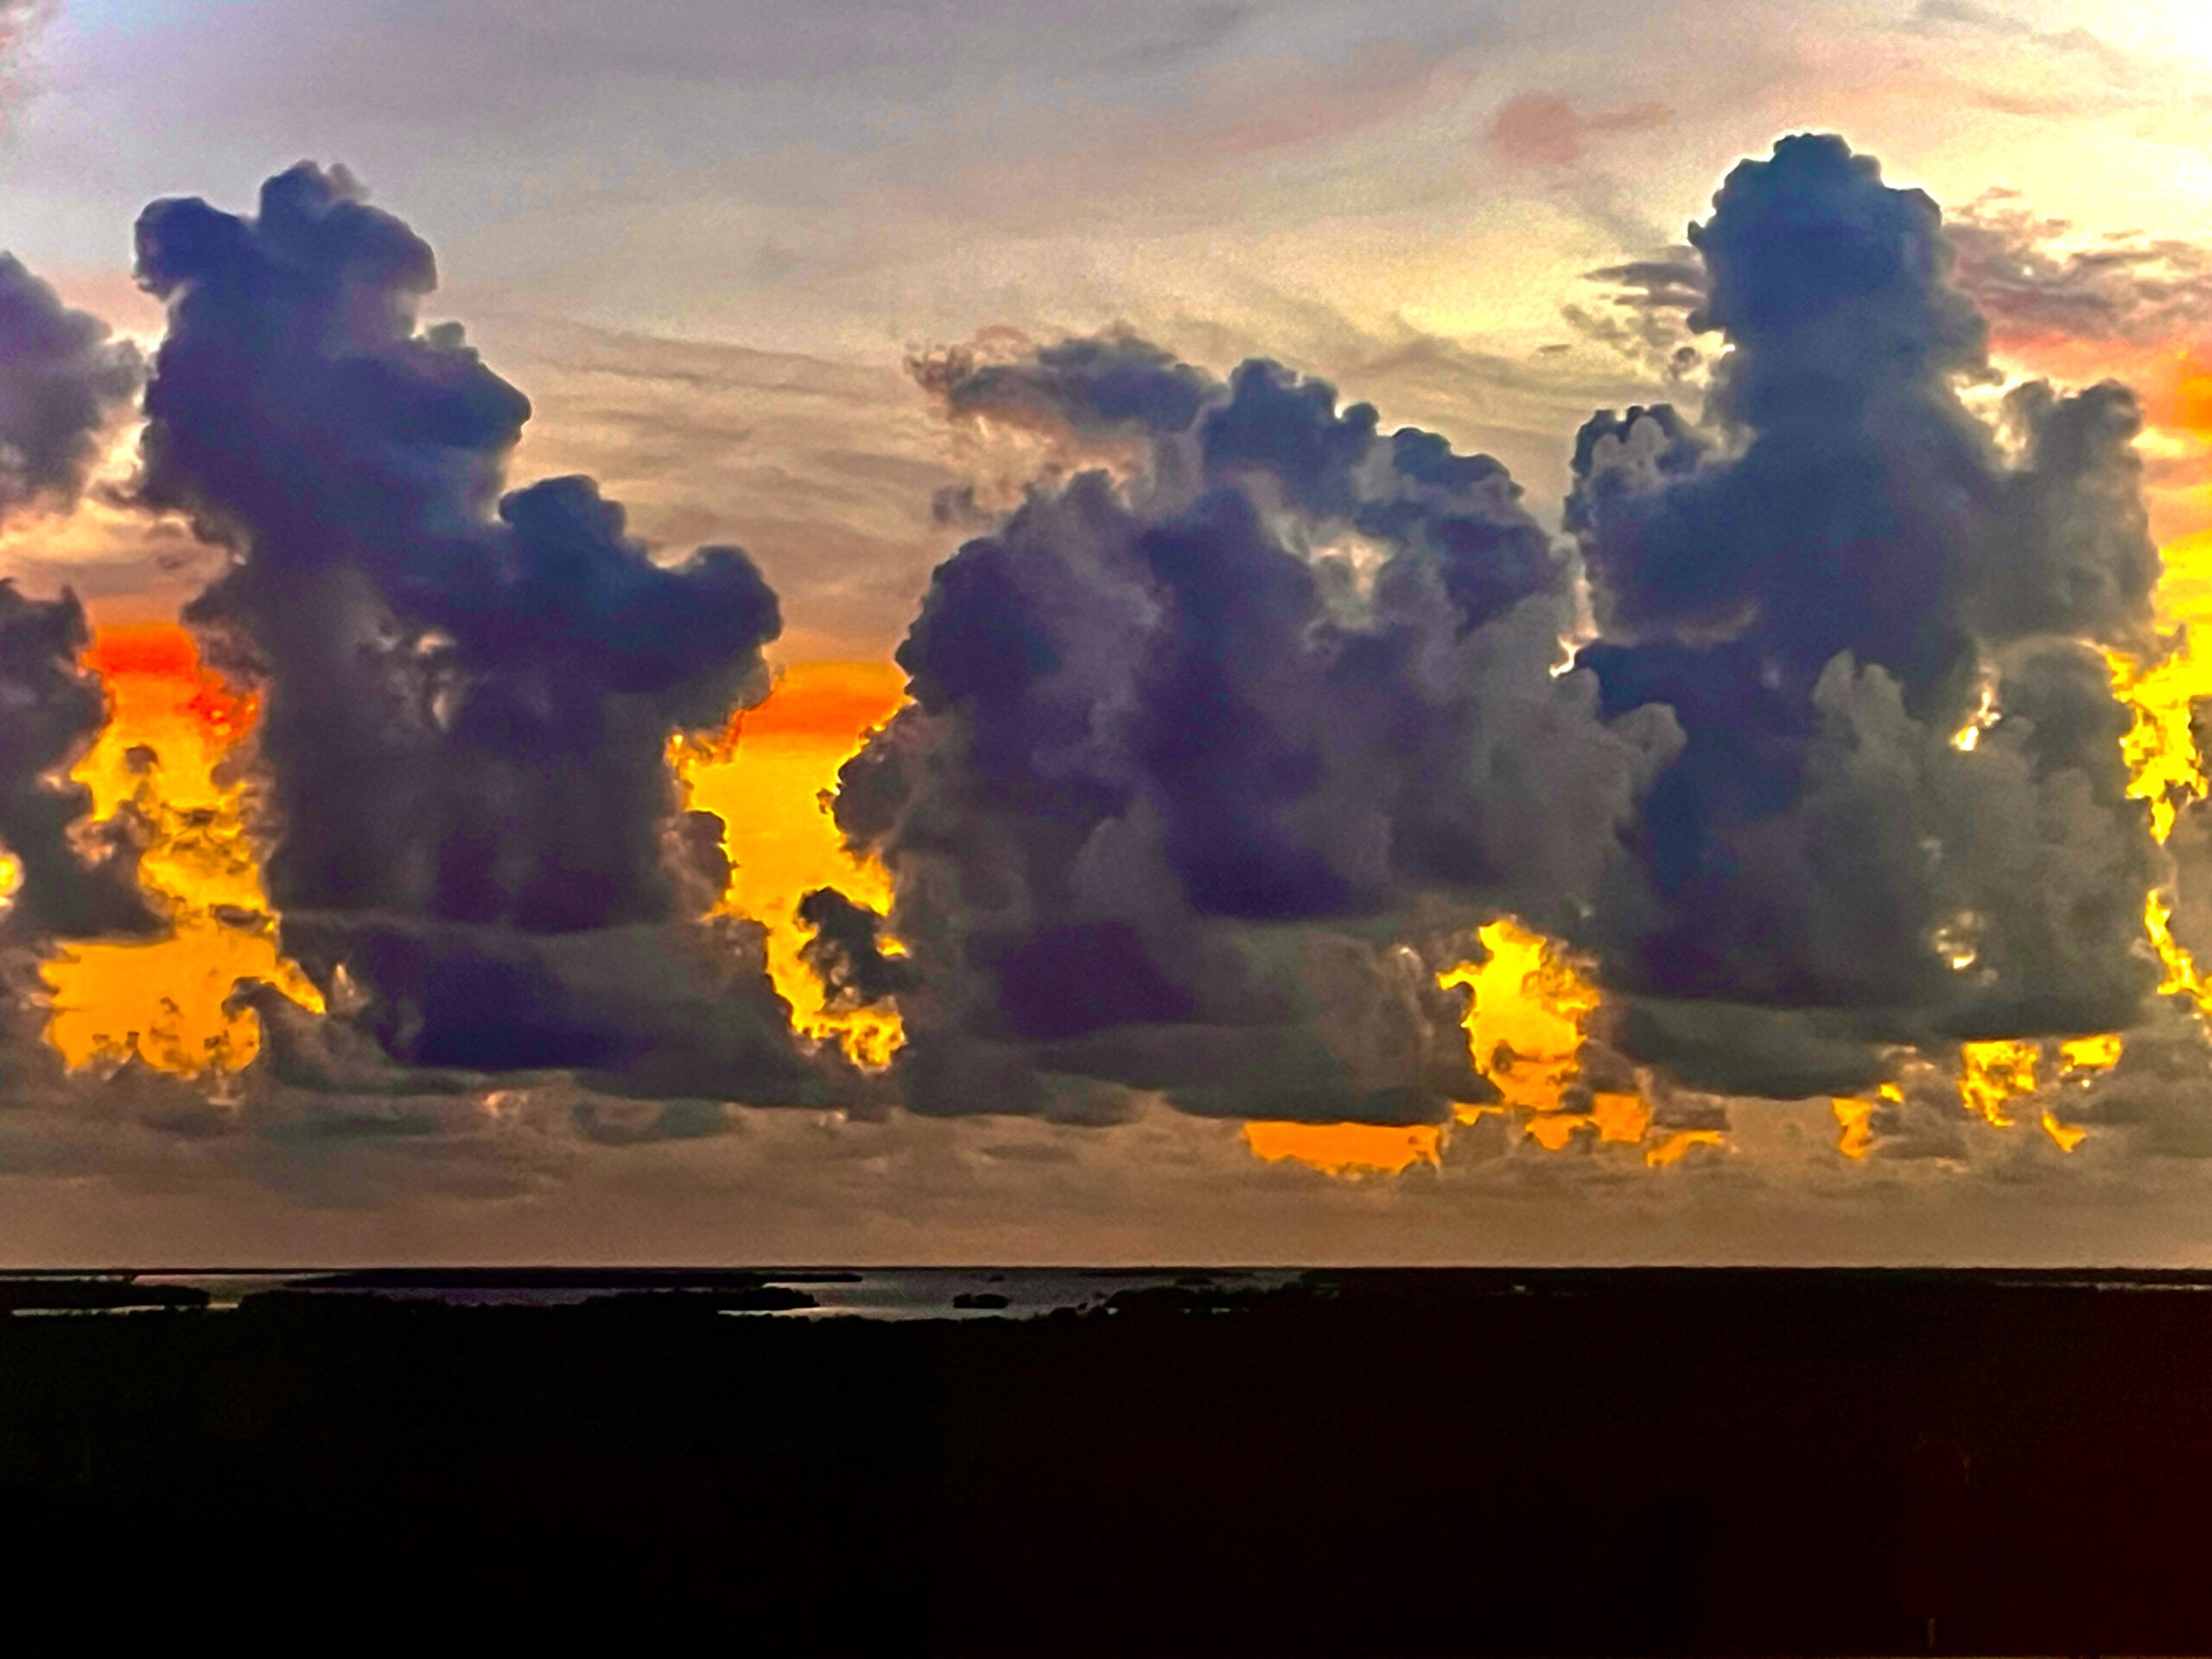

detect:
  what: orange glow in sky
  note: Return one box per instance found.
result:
[678,660,910,1066]
[43,625,322,1077]
[1832,1094,1879,1160]
[1959,1039,2038,1130]
[40,634,912,1079]
[1441,918,1605,1116]
[1646,1129,1725,1167]
[1243,1120,1443,1177]
[1249,918,1723,1178]
[1250,327,2212,1180]
[1829,1031,2119,1160]
[29,324,2212,1160]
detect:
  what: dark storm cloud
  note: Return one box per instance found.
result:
[798,887,916,1011]
[0,582,159,939]
[851,133,2176,1122]
[839,337,1678,1123]
[130,163,820,1097]
[70,133,2184,1141]
[1590,218,2212,399]
[0,252,159,940]
[2060,1006,2212,1159]
[1605,193,2212,368]
[272,911,834,1107]
[1567,135,2161,1095]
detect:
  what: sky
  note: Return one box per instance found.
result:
[9,0,2212,1262]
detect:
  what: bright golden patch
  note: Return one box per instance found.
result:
[1834,1042,2110,1159]
[1832,1094,1878,1160]
[677,661,910,1067]
[1243,1120,1443,1177]
[1440,918,1604,1114]
[44,625,322,1077]
[2108,512,2212,1012]
[1588,1090,1652,1144]
[2108,642,2207,846]
[2040,1033,2122,1152]
[1646,1128,1724,1167]
[1442,920,1665,1155]
[2059,1033,2126,1072]
[2041,1110,2088,1154]
[1959,1039,2039,1129]
[1252,918,1705,1177]
[1520,1111,1581,1153]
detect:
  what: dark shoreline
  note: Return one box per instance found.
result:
[3,1268,2206,1652]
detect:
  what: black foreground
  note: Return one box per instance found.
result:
[0,1268,2204,1654]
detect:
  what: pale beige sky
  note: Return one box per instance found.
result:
[7,0,2212,654]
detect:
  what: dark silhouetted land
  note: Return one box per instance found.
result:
[0,1268,2205,1652]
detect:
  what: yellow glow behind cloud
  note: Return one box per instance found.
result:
[44,626,323,1077]
[679,660,910,1066]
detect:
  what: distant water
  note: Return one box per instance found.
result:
[0,1265,1308,1318]
[10,1265,2212,1318]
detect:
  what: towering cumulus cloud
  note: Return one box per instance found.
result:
[0,257,156,940]
[848,135,2170,1124]
[1569,136,2161,1095]
[836,335,1680,1122]
[107,137,2170,1128]
[132,165,818,1099]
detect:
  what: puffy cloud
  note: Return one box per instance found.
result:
[797,887,915,1011]
[836,336,1678,1122]
[857,137,2172,1120]
[130,163,817,1095]
[0,583,161,939]
[0,248,159,939]
[1567,136,2162,1094]
[1577,193,2212,390]
[271,912,836,1106]
[2063,1006,2212,1159]
[0,254,141,521]
[0,129,2177,1199]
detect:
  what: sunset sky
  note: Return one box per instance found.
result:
[10,0,2212,1262]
